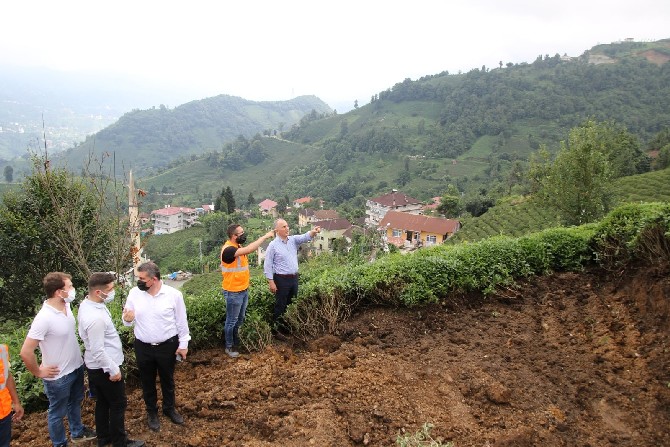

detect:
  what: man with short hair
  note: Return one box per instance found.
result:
[79,272,144,447]
[20,272,96,447]
[264,219,320,334]
[220,224,275,358]
[122,262,190,432]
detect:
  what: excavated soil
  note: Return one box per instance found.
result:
[12,266,670,446]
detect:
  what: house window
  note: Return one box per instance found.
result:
[392,229,402,238]
[426,235,437,244]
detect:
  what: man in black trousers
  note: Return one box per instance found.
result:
[122,262,190,432]
[79,272,144,447]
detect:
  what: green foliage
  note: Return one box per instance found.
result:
[591,202,670,268]
[62,95,332,177]
[143,226,208,273]
[531,119,648,225]
[184,290,226,348]
[0,163,117,318]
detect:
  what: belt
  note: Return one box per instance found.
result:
[274,273,298,278]
[138,335,178,346]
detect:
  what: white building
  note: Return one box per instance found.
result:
[365,190,423,226]
[151,205,198,234]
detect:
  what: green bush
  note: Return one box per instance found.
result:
[592,202,670,268]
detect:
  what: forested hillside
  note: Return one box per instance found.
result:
[54,94,331,176]
[137,39,670,211]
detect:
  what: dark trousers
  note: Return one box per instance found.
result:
[0,412,11,447]
[134,336,178,414]
[273,275,298,331]
[87,368,128,447]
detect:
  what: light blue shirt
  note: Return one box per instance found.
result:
[264,231,313,279]
[78,298,123,376]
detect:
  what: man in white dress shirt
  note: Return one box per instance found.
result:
[122,262,190,432]
[78,272,144,447]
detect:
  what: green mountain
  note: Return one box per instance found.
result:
[134,39,670,210]
[54,94,332,176]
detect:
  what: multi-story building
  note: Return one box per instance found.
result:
[151,205,198,234]
[365,190,423,226]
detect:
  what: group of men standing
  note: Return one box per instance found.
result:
[3,217,314,446]
[16,262,190,447]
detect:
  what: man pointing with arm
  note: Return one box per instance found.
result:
[264,219,320,336]
[220,224,275,358]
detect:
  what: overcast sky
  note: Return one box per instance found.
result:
[2,0,669,112]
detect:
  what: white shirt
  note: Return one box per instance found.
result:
[78,298,124,376]
[123,282,191,349]
[27,302,83,381]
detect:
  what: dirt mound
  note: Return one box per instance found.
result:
[12,267,670,446]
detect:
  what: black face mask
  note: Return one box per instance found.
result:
[237,233,247,245]
[137,280,150,291]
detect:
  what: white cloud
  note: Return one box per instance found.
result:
[2,0,669,110]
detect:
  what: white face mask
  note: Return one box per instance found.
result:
[102,290,116,304]
[64,288,76,303]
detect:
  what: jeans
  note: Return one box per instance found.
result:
[42,365,85,446]
[87,368,128,447]
[0,412,11,447]
[223,289,249,349]
[134,337,179,414]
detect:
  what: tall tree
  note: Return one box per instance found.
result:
[3,165,13,183]
[535,121,617,225]
[224,186,235,214]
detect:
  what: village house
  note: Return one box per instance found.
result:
[379,210,460,249]
[311,218,352,254]
[151,205,198,234]
[365,190,423,226]
[298,208,341,228]
[258,199,278,217]
[292,196,312,208]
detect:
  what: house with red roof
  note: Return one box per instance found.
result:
[311,218,352,254]
[298,208,341,227]
[379,210,460,249]
[292,196,313,208]
[258,199,278,217]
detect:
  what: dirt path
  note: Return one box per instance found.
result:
[12,267,670,446]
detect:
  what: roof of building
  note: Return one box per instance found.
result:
[151,206,197,216]
[258,199,278,210]
[313,218,352,231]
[379,210,460,234]
[293,196,312,204]
[368,191,422,208]
[314,209,340,220]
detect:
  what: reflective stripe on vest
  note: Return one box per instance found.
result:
[0,344,11,419]
[221,241,250,292]
[0,344,8,391]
